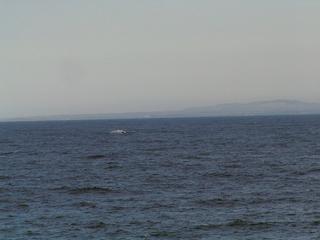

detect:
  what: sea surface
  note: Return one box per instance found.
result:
[1,115,320,240]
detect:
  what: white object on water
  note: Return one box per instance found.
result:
[110,129,127,134]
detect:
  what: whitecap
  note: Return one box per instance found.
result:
[110,129,127,134]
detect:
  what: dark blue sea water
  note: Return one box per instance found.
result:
[1,116,320,240]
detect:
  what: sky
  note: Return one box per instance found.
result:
[1,0,320,119]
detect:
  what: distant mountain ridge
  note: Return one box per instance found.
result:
[180,99,320,117]
[3,100,320,122]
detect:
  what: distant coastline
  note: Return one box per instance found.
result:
[3,100,320,122]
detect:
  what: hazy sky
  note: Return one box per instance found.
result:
[1,0,319,119]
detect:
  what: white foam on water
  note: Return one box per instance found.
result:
[110,129,127,134]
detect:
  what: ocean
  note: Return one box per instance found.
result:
[1,115,320,239]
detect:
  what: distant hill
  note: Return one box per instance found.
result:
[3,100,320,122]
[180,100,320,117]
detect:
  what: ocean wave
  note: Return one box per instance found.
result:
[307,168,320,173]
[249,196,300,204]
[73,201,97,208]
[143,202,176,210]
[104,163,121,170]
[84,154,106,160]
[202,172,233,178]
[87,221,107,229]
[312,220,320,225]
[149,230,177,237]
[0,188,9,193]
[16,203,29,209]
[0,140,13,144]
[195,219,273,230]
[0,151,18,156]
[0,176,10,180]
[289,168,320,177]
[51,186,116,195]
[194,198,240,207]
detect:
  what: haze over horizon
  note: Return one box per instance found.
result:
[1,1,320,119]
